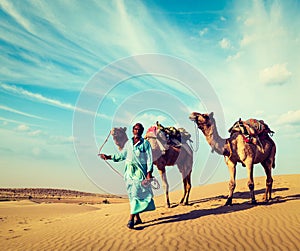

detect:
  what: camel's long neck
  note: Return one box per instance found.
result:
[113,137,128,151]
[201,121,226,155]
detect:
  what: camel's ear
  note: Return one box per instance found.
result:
[202,113,209,119]
[209,112,214,118]
[123,127,127,132]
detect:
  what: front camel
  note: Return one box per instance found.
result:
[145,124,193,208]
[189,112,276,206]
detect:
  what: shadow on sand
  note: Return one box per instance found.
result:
[134,187,300,230]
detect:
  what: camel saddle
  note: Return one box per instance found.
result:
[156,121,192,146]
[229,118,274,144]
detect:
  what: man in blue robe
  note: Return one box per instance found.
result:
[100,123,155,229]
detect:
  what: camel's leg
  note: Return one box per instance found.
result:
[267,137,276,169]
[184,171,192,205]
[261,142,276,201]
[225,160,236,206]
[261,161,273,201]
[179,171,192,206]
[179,176,187,205]
[245,162,256,204]
[159,169,170,208]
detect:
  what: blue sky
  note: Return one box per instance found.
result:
[1,0,299,194]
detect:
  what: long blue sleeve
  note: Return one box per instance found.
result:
[111,147,127,162]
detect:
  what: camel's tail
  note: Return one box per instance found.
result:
[270,141,276,169]
[262,136,276,169]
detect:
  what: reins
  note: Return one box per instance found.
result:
[98,130,160,190]
[98,131,124,178]
[188,122,199,152]
[98,131,111,154]
[103,159,124,178]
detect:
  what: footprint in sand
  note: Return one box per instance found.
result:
[6,235,21,240]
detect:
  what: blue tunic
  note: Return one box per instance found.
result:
[112,138,155,214]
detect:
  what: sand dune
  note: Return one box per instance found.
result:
[0,174,299,251]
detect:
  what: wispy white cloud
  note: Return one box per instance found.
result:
[28,130,43,137]
[202,0,300,133]
[0,0,200,95]
[16,124,30,132]
[0,1,100,90]
[133,113,167,127]
[0,116,36,126]
[226,51,242,62]
[0,105,46,120]
[199,27,208,36]
[276,110,300,126]
[259,63,292,86]
[48,135,75,145]
[240,34,256,47]
[0,83,75,109]
[12,123,46,137]
[219,38,231,49]
[0,0,33,34]
[0,83,108,119]
[4,119,74,145]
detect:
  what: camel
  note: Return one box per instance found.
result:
[111,126,193,208]
[111,127,128,151]
[189,112,276,206]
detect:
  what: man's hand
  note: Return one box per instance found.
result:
[146,171,153,180]
[98,154,111,160]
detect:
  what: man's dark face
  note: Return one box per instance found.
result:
[133,125,143,137]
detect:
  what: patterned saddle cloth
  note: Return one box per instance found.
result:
[229,118,274,143]
[156,121,192,145]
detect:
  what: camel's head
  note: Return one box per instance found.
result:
[189,112,214,129]
[111,127,128,150]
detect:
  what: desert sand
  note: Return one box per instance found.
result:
[0,174,299,251]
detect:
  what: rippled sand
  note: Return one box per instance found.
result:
[0,174,299,251]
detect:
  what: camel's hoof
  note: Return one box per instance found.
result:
[225,197,233,206]
[251,199,257,205]
[263,197,272,204]
[263,197,269,203]
[180,202,189,206]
